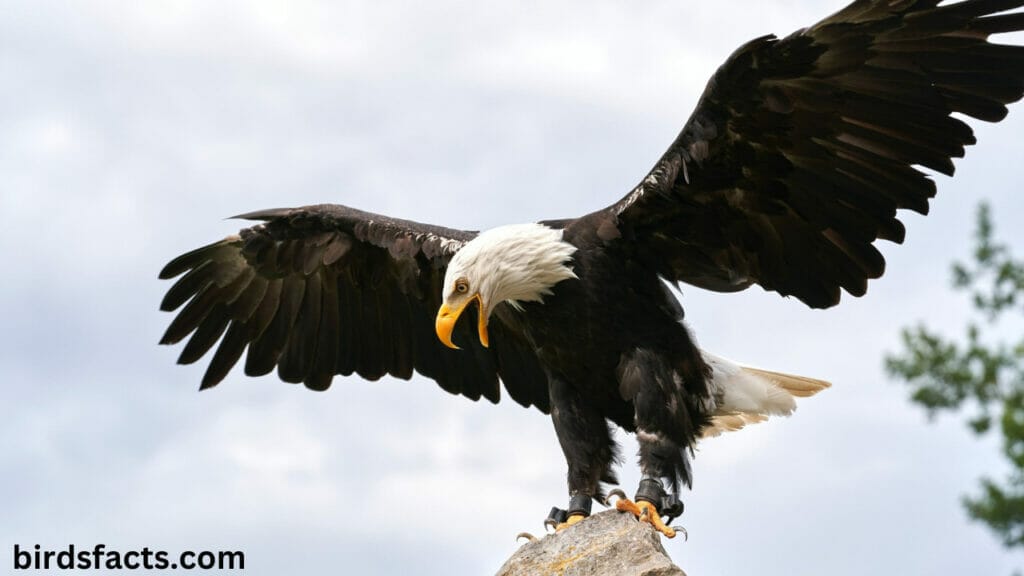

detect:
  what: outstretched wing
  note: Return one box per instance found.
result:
[158,204,551,411]
[608,0,1024,308]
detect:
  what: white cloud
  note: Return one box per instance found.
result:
[125,401,342,534]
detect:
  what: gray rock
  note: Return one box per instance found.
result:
[495,510,686,576]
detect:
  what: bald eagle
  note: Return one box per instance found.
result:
[160,0,1024,537]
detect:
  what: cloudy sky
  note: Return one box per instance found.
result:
[3,1,1023,574]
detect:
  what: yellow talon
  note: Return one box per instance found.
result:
[615,497,643,516]
[615,497,677,538]
[555,513,586,531]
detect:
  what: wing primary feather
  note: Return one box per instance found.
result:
[201,320,249,390]
[279,271,322,384]
[307,271,340,390]
[178,304,230,365]
[971,12,1024,35]
[245,278,282,342]
[940,88,1012,121]
[926,0,1024,21]
[356,270,385,380]
[336,271,357,376]
[387,283,414,380]
[228,275,270,322]
[245,275,305,377]
[160,260,215,312]
[160,287,225,345]
[159,240,236,280]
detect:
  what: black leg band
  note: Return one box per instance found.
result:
[545,506,568,528]
[545,494,593,530]
[635,478,685,524]
[567,493,592,517]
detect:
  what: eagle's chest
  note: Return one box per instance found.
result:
[516,255,682,383]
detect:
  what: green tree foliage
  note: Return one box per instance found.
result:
[886,203,1024,547]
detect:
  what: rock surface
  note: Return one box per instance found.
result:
[495,510,686,576]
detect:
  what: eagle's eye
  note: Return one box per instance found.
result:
[454,279,469,294]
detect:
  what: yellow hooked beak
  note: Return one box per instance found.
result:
[435,293,489,349]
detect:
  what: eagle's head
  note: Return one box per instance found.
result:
[435,223,577,349]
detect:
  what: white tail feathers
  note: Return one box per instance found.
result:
[743,367,832,398]
[700,352,830,439]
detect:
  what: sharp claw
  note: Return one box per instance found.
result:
[622,500,677,538]
[672,526,689,541]
[604,489,627,507]
[516,532,537,542]
[543,519,558,532]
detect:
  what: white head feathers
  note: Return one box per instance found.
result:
[443,223,578,316]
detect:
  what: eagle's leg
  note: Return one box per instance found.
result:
[631,426,690,538]
[546,377,619,531]
[614,424,690,537]
[614,349,698,538]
